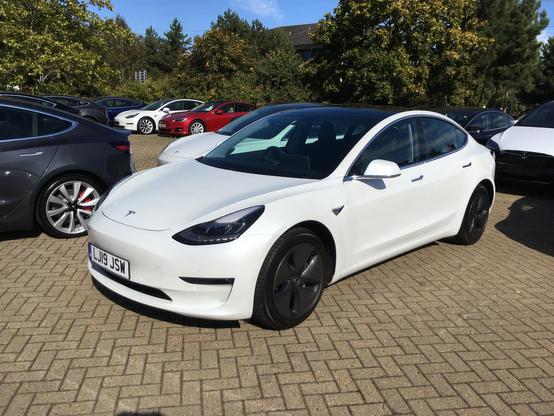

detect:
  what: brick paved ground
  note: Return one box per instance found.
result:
[1,134,553,416]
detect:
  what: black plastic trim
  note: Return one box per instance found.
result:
[91,262,172,301]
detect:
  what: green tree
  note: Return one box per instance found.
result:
[309,0,488,105]
[103,16,145,87]
[142,26,166,76]
[0,0,121,95]
[475,0,548,110]
[161,18,191,73]
[177,10,309,103]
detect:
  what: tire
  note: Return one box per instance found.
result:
[189,120,205,135]
[36,174,103,238]
[137,117,155,135]
[251,227,331,330]
[448,184,491,245]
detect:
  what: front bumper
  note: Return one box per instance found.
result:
[87,212,272,320]
[113,117,137,131]
[495,150,554,182]
[158,122,189,137]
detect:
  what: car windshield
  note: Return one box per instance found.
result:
[142,99,167,111]
[217,105,305,136]
[201,109,388,179]
[517,103,554,128]
[192,101,223,113]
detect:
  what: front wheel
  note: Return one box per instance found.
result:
[251,228,331,330]
[189,120,205,135]
[36,175,103,238]
[137,117,155,135]
[448,184,491,245]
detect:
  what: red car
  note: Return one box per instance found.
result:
[158,100,256,136]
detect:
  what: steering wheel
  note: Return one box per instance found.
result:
[263,146,285,165]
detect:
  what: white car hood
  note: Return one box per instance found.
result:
[494,126,554,155]
[116,109,158,119]
[163,132,227,159]
[102,160,312,231]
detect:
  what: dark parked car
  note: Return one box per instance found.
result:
[44,95,109,125]
[94,96,145,125]
[431,107,514,144]
[0,98,133,238]
[0,92,80,115]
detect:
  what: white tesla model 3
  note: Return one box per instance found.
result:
[114,98,203,135]
[87,107,495,329]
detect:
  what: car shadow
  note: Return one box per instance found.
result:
[92,277,240,329]
[0,228,42,242]
[495,181,554,257]
[118,412,165,416]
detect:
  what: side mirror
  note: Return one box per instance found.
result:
[359,160,401,179]
[215,109,224,115]
[162,107,170,114]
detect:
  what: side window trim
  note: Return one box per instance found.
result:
[0,104,77,142]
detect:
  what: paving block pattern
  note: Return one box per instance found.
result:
[0,135,553,415]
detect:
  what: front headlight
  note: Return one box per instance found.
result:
[172,206,265,245]
[175,117,188,122]
[125,113,139,119]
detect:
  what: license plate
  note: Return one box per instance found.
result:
[159,122,166,128]
[89,243,130,280]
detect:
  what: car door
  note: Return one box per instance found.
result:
[212,103,239,130]
[343,117,431,268]
[418,117,473,233]
[465,112,489,144]
[0,105,67,222]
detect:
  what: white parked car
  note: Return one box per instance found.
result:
[88,107,495,329]
[157,103,323,165]
[487,101,554,184]
[114,98,203,135]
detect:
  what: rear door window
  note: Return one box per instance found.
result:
[0,106,72,140]
[421,118,467,159]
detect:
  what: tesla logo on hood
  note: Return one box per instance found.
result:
[124,210,136,217]
[521,153,528,159]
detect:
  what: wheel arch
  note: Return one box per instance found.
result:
[287,220,337,279]
[189,119,206,133]
[477,178,495,205]
[33,169,108,218]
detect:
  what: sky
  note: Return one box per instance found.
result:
[97,0,554,42]
[96,0,338,37]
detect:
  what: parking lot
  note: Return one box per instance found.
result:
[0,134,553,416]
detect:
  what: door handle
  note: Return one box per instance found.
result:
[463,162,472,168]
[19,151,43,157]
[411,175,424,182]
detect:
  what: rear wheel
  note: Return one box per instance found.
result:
[138,117,155,135]
[251,228,331,330]
[36,174,103,238]
[448,184,491,245]
[189,120,205,135]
